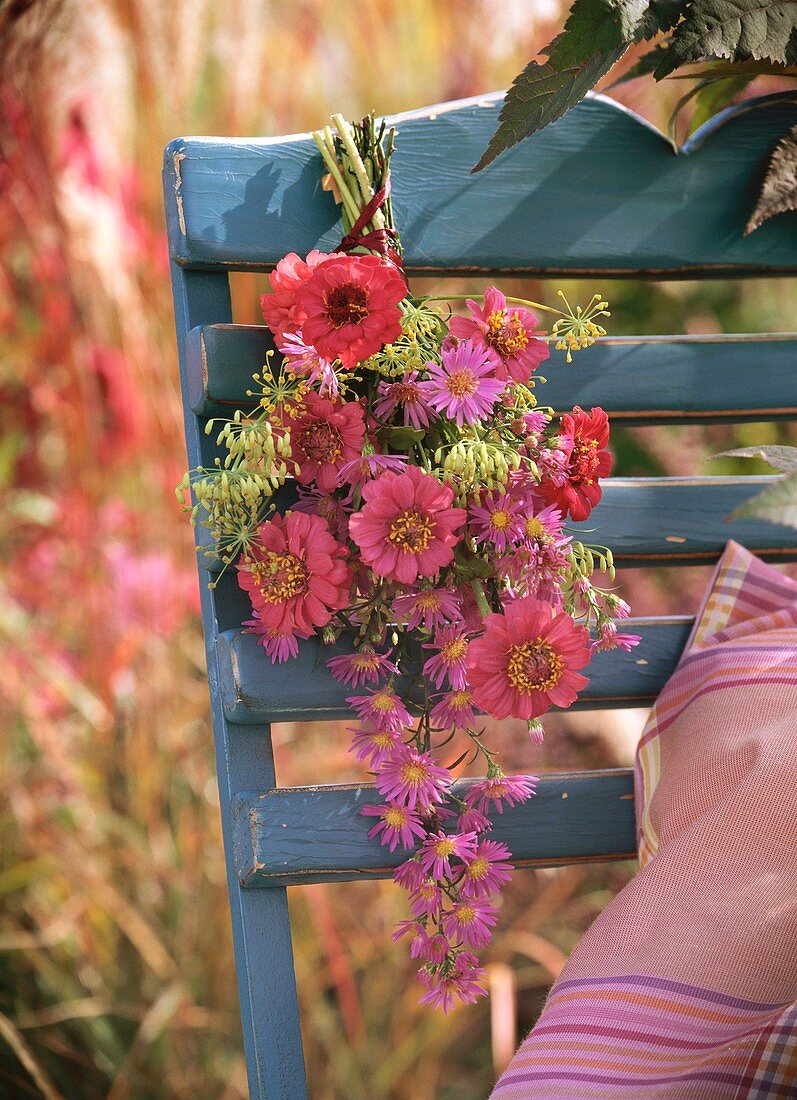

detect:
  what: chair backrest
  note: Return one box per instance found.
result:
[163,91,797,1099]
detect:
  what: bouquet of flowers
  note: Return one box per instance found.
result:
[181,113,638,1012]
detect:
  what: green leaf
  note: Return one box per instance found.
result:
[472,0,650,172]
[377,425,427,448]
[609,42,672,85]
[688,71,756,133]
[634,0,686,39]
[654,0,797,79]
[728,469,797,527]
[745,124,797,232]
[716,444,797,473]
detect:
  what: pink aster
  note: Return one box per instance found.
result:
[292,486,350,541]
[409,878,445,920]
[375,747,452,811]
[346,688,412,732]
[449,285,550,383]
[243,619,301,663]
[420,933,451,966]
[290,393,366,492]
[238,511,351,636]
[327,646,398,688]
[456,806,491,834]
[418,339,505,425]
[349,466,467,585]
[459,839,514,900]
[393,920,433,959]
[441,897,498,948]
[393,858,426,892]
[417,953,488,1013]
[418,830,479,880]
[279,332,340,398]
[348,723,403,768]
[430,688,477,731]
[391,587,461,633]
[336,452,408,490]
[463,773,538,816]
[469,491,525,552]
[467,596,591,720]
[360,802,427,853]
[591,622,642,654]
[373,371,434,430]
[422,625,471,690]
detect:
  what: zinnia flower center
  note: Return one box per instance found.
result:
[570,437,600,484]
[389,508,434,553]
[441,638,467,662]
[385,807,408,827]
[506,640,565,694]
[251,551,308,603]
[466,858,489,880]
[486,310,529,358]
[434,837,456,857]
[298,421,343,463]
[401,760,430,786]
[446,368,478,398]
[324,283,370,328]
[490,509,511,531]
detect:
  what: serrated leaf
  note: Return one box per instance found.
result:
[609,42,672,85]
[473,0,650,172]
[716,444,797,473]
[728,469,797,527]
[654,0,797,79]
[634,0,686,39]
[746,124,797,232]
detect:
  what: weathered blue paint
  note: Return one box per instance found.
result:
[232,771,636,888]
[188,324,797,423]
[165,92,797,276]
[216,617,691,724]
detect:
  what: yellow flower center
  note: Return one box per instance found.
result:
[524,516,545,540]
[441,638,467,662]
[417,591,442,610]
[370,730,395,748]
[454,904,476,924]
[490,509,511,531]
[449,690,471,706]
[486,310,529,358]
[352,652,380,671]
[506,640,564,694]
[385,806,408,828]
[251,551,308,603]
[466,858,489,880]
[388,508,434,553]
[434,837,456,857]
[418,881,437,899]
[371,691,397,712]
[446,368,477,398]
[401,760,430,786]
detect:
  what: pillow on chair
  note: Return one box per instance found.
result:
[490,541,797,1099]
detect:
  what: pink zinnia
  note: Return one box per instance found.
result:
[441,898,498,948]
[373,371,434,429]
[409,878,445,920]
[238,511,351,636]
[463,773,538,816]
[459,839,514,899]
[469,491,524,552]
[392,587,460,633]
[375,747,451,811]
[467,596,591,720]
[260,249,332,343]
[348,724,403,768]
[349,466,467,585]
[422,625,471,690]
[418,830,479,880]
[449,285,549,383]
[296,254,405,368]
[361,802,426,853]
[290,393,366,492]
[430,688,477,731]
[418,339,505,425]
[347,688,412,732]
[327,647,398,688]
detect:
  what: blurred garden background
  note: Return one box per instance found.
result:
[2,1,797,1097]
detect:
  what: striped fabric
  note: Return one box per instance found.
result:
[491,542,797,1099]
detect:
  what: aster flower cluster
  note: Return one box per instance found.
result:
[180,113,639,1010]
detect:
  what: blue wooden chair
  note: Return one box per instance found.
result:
[163,91,797,1099]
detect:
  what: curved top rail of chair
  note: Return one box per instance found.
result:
[163,91,797,276]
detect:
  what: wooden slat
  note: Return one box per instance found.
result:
[216,617,691,724]
[232,770,636,888]
[165,92,797,276]
[189,324,797,423]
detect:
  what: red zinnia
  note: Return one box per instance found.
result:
[540,406,612,522]
[466,596,591,720]
[290,393,366,492]
[295,254,405,368]
[238,511,351,636]
[260,249,331,343]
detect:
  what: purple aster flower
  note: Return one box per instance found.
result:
[392,587,460,633]
[422,625,471,691]
[347,688,412,732]
[244,616,300,663]
[337,452,408,489]
[418,339,505,426]
[430,688,477,731]
[458,839,514,900]
[441,897,498,948]
[373,371,434,429]
[419,933,450,965]
[417,957,488,1013]
[348,724,403,769]
[375,747,451,811]
[292,486,350,540]
[418,830,479,881]
[327,646,398,688]
[456,806,491,834]
[393,920,433,959]
[591,622,642,654]
[409,878,445,920]
[360,802,427,852]
[468,491,525,552]
[279,331,340,398]
[463,774,538,816]
[394,858,426,892]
